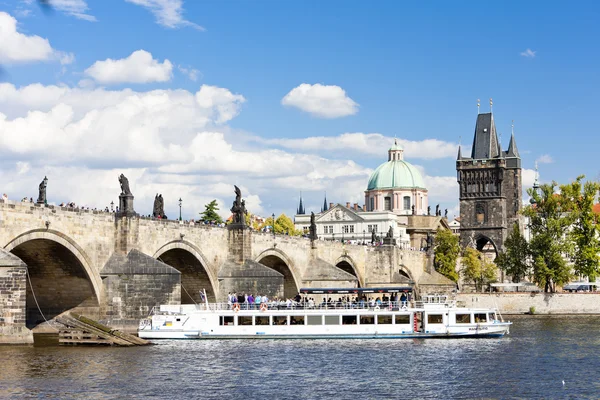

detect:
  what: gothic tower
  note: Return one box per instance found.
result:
[456,111,522,254]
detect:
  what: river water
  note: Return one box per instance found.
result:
[1,315,599,399]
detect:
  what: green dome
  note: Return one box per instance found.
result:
[367,159,426,190]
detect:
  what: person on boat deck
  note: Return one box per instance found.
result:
[286,298,292,309]
[369,298,376,308]
[294,293,302,303]
[232,293,238,304]
[376,297,382,307]
[227,292,233,305]
[238,293,246,309]
[255,294,262,307]
[308,298,315,308]
[261,295,269,306]
[400,293,407,307]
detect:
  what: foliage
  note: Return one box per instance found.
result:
[433,228,460,282]
[496,223,530,283]
[461,247,498,292]
[261,214,302,236]
[199,200,223,224]
[560,176,600,281]
[529,306,536,315]
[522,181,572,292]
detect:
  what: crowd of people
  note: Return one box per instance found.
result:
[226,292,411,310]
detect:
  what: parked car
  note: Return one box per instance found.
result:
[563,282,599,292]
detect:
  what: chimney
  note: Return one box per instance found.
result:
[353,203,358,211]
[329,202,334,209]
[346,202,351,208]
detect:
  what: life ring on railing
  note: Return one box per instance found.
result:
[260,303,268,312]
[232,303,240,312]
[374,305,380,310]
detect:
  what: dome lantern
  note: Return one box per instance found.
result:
[388,138,404,161]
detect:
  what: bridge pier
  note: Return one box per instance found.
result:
[0,249,33,344]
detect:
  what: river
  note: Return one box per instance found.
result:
[1,315,599,399]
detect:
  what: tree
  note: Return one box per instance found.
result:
[275,213,302,236]
[560,176,600,281]
[199,200,223,224]
[523,182,572,292]
[433,228,460,282]
[496,223,530,283]
[461,247,498,292]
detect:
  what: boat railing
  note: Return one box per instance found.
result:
[184,301,414,312]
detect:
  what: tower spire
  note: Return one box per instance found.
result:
[297,192,305,215]
[489,98,493,113]
[321,192,328,213]
[477,99,480,114]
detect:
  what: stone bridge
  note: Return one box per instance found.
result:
[0,200,452,343]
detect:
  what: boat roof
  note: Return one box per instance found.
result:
[299,287,412,295]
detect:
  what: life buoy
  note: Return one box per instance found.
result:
[374,305,380,310]
[260,303,268,312]
[232,303,240,312]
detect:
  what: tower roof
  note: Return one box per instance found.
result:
[506,133,520,158]
[471,113,501,159]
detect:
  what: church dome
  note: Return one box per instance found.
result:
[366,140,426,190]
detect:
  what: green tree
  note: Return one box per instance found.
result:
[199,200,223,224]
[461,247,498,292]
[275,213,302,236]
[496,223,530,283]
[560,176,600,280]
[523,182,572,292]
[433,228,460,282]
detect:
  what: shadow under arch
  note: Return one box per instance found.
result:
[475,235,499,259]
[255,248,301,299]
[334,255,363,287]
[4,229,103,328]
[153,240,218,303]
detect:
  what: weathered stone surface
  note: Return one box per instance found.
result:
[0,248,32,344]
[218,259,284,301]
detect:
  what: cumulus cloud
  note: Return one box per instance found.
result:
[281,83,358,118]
[125,0,204,30]
[0,80,457,219]
[0,11,70,64]
[178,65,200,81]
[84,50,173,84]
[265,132,458,160]
[520,48,536,58]
[535,154,553,164]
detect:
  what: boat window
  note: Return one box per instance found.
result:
[377,315,393,324]
[342,315,357,325]
[474,313,487,323]
[254,316,269,326]
[360,315,375,325]
[456,314,471,324]
[325,315,339,325]
[238,316,252,326]
[395,315,410,324]
[427,314,443,324]
[290,316,305,325]
[220,316,234,326]
[307,315,322,325]
[488,313,496,322]
[272,316,288,325]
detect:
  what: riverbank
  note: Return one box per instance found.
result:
[457,292,600,314]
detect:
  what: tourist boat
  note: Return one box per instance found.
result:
[138,288,511,340]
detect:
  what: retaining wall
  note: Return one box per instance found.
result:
[457,292,600,314]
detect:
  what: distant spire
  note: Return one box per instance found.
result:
[477,99,480,114]
[507,121,520,158]
[457,145,462,160]
[489,98,493,113]
[533,162,539,190]
[321,192,328,213]
[297,192,305,215]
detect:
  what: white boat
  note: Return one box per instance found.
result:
[138,288,511,340]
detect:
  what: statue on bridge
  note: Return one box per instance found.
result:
[411,204,415,215]
[309,212,317,241]
[371,230,376,245]
[119,174,132,196]
[435,204,440,216]
[427,206,431,216]
[386,225,393,238]
[230,185,247,226]
[153,194,167,219]
[36,176,48,205]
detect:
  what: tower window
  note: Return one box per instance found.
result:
[475,203,486,224]
[403,196,411,210]
[369,197,374,211]
[384,197,391,211]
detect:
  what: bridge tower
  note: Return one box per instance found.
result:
[456,108,522,255]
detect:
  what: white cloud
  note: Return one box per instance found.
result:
[48,0,96,21]
[535,154,553,164]
[0,81,456,220]
[265,132,458,160]
[178,65,200,81]
[0,12,54,63]
[281,83,358,118]
[84,50,173,84]
[125,0,204,30]
[520,48,536,58]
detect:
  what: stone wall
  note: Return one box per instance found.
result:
[0,266,32,344]
[457,293,600,314]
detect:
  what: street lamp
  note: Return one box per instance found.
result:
[178,198,182,221]
[363,230,365,245]
[272,213,275,238]
[342,231,344,243]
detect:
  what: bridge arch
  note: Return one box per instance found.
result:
[255,248,301,299]
[4,229,103,328]
[153,240,218,302]
[334,255,363,287]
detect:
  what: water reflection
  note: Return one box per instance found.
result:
[1,316,600,399]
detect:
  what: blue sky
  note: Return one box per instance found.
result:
[0,0,598,219]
